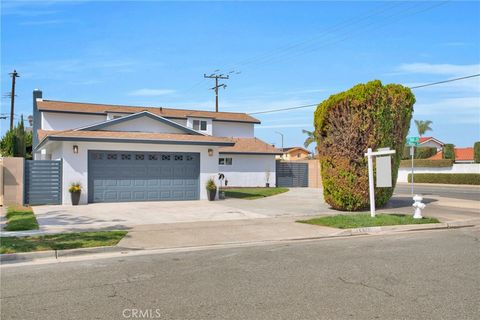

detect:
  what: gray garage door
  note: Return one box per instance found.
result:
[276,161,308,187]
[88,151,200,203]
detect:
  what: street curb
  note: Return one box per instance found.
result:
[335,220,478,236]
[1,220,478,264]
[0,246,133,263]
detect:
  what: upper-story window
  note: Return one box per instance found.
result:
[193,120,207,131]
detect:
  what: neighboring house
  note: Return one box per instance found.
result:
[419,137,444,151]
[32,90,282,204]
[454,147,475,163]
[277,147,311,160]
[428,147,475,163]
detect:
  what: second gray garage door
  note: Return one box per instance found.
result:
[88,151,200,203]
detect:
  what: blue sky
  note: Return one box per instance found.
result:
[1,0,479,149]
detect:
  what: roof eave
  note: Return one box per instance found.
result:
[219,151,283,155]
[35,136,234,149]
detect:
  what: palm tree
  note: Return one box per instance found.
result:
[414,120,433,137]
[302,129,315,149]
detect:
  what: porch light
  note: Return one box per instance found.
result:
[208,149,213,157]
[73,145,79,154]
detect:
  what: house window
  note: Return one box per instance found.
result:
[193,120,207,131]
[219,157,233,165]
[297,153,301,158]
[135,154,145,160]
[93,153,103,160]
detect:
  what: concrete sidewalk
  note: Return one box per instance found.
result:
[117,216,338,250]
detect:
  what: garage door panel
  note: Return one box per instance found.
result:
[134,180,146,187]
[89,151,199,203]
[147,180,160,186]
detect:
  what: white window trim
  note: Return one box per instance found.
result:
[193,119,208,132]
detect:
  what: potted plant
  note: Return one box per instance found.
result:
[265,169,271,187]
[69,182,82,205]
[206,178,217,201]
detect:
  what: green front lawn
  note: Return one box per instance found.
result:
[0,231,128,254]
[4,206,39,231]
[224,187,289,200]
[298,213,440,229]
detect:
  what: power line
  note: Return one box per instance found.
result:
[177,1,447,97]
[230,1,448,71]
[177,2,425,96]
[249,104,318,115]
[248,73,480,115]
[409,74,480,89]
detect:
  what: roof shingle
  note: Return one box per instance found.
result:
[37,100,261,124]
[37,130,234,145]
[219,137,282,154]
[455,147,474,161]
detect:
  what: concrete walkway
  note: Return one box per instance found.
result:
[7,188,327,235]
[117,216,338,250]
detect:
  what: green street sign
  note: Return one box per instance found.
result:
[407,136,419,146]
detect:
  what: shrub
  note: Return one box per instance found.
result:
[68,182,82,193]
[401,146,437,160]
[416,147,438,159]
[315,80,415,211]
[408,173,480,185]
[474,141,480,163]
[206,178,217,191]
[443,144,455,160]
[399,159,453,168]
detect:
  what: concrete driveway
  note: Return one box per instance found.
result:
[30,188,328,233]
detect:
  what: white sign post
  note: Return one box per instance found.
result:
[364,148,396,218]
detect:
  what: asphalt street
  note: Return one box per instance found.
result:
[395,183,480,201]
[1,227,479,320]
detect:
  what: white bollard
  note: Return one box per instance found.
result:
[412,194,426,219]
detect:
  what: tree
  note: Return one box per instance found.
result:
[474,142,480,163]
[315,80,414,211]
[0,116,31,158]
[302,129,315,149]
[414,120,433,137]
[443,144,455,160]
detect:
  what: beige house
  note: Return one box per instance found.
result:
[277,147,311,160]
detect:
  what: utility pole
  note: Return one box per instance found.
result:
[275,131,284,159]
[204,73,229,112]
[9,70,19,130]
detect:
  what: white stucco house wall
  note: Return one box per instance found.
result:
[32,90,282,204]
[419,137,444,151]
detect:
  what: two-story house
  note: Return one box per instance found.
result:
[32,90,281,204]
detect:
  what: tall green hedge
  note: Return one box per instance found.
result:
[315,80,415,211]
[443,144,455,160]
[399,159,453,167]
[401,146,437,160]
[474,141,480,163]
[408,173,480,185]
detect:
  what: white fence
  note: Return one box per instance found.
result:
[397,163,480,182]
